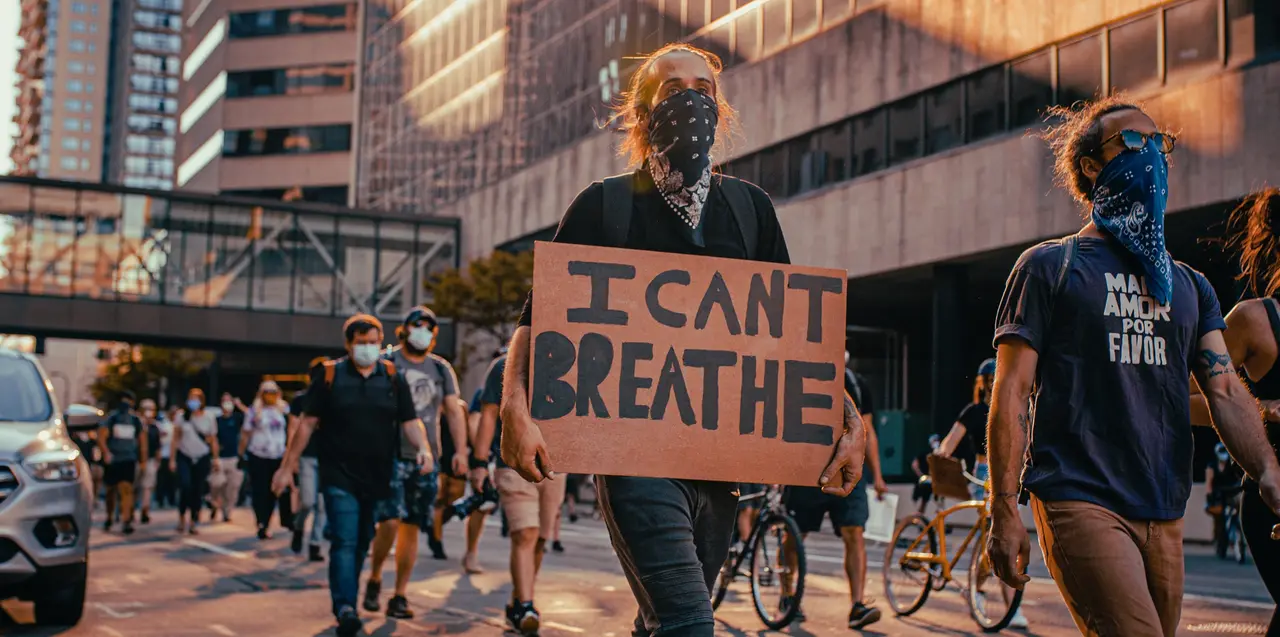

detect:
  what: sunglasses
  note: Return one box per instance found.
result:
[1099,129,1176,154]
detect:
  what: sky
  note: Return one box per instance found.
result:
[0,0,18,174]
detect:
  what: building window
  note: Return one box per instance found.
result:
[64,118,81,131]
[125,156,174,177]
[850,109,885,177]
[228,4,357,38]
[135,10,181,31]
[83,120,92,131]
[966,66,1006,141]
[60,157,79,170]
[227,64,355,97]
[68,39,86,52]
[129,93,179,113]
[80,158,90,170]
[1057,34,1103,106]
[85,82,95,93]
[1109,14,1160,94]
[222,124,352,157]
[786,134,811,197]
[925,82,962,154]
[127,113,176,135]
[126,135,175,156]
[70,20,87,32]
[67,79,83,92]
[137,0,181,12]
[133,31,182,53]
[792,0,820,40]
[814,121,850,186]
[131,73,180,94]
[888,97,922,165]
[66,99,83,112]
[88,43,97,53]
[71,2,87,12]
[1167,0,1220,76]
[223,185,349,205]
[87,63,96,74]
[68,61,84,73]
[756,145,787,198]
[61,137,80,150]
[824,0,851,26]
[81,139,91,151]
[1011,50,1053,127]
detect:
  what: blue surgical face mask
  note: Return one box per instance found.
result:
[1089,138,1173,305]
[186,398,201,411]
[407,327,433,352]
[351,344,381,368]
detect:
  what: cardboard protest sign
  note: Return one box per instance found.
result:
[529,241,848,486]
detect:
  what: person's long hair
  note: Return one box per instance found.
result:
[1227,187,1280,298]
[251,385,285,420]
[182,388,205,420]
[611,43,738,169]
[973,373,994,406]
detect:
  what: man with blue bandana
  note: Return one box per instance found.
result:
[986,97,1280,637]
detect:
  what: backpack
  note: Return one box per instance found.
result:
[600,172,759,258]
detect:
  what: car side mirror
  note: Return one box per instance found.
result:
[65,404,104,431]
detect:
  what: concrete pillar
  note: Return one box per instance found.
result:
[930,264,969,434]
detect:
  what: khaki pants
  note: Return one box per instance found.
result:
[208,461,245,514]
[495,468,566,537]
[1032,497,1183,637]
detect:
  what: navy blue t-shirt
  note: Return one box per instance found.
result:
[480,356,507,468]
[215,411,243,459]
[993,236,1224,520]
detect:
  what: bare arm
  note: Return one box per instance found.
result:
[1191,307,1256,427]
[935,422,967,458]
[97,424,111,461]
[443,397,469,459]
[138,420,148,462]
[401,418,429,456]
[1191,330,1279,483]
[476,404,498,461]
[280,416,317,474]
[911,457,923,477]
[988,341,1039,500]
[499,326,534,432]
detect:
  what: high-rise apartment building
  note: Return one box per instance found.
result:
[173,0,359,205]
[12,0,114,179]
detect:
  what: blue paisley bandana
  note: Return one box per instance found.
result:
[1090,138,1173,305]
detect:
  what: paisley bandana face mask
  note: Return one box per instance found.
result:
[646,88,718,233]
[1090,137,1173,305]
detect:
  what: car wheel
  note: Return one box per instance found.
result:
[33,560,87,626]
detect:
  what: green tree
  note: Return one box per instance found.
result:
[90,345,214,406]
[425,250,534,374]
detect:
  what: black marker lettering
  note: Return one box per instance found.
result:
[782,360,835,445]
[575,332,613,418]
[694,271,742,335]
[566,261,636,325]
[618,342,654,419]
[651,347,696,426]
[530,331,575,420]
[740,356,779,437]
[682,349,737,431]
[645,269,690,328]
[787,273,843,343]
[745,270,784,338]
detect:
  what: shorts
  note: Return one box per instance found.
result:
[738,483,766,509]
[785,475,869,535]
[436,472,468,507]
[495,467,566,538]
[103,461,138,486]
[373,459,438,528]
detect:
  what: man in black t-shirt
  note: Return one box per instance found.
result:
[271,316,430,637]
[99,390,146,535]
[290,356,328,562]
[495,44,866,637]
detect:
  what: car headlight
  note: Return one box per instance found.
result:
[23,450,81,482]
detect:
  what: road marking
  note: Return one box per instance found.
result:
[416,589,445,599]
[1183,594,1276,611]
[98,627,125,637]
[208,625,235,636]
[601,585,616,592]
[182,539,250,560]
[543,620,585,633]
[126,573,149,585]
[94,603,138,619]
[540,608,604,615]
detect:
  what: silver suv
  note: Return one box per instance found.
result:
[0,348,97,626]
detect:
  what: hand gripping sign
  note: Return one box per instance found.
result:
[529,242,848,486]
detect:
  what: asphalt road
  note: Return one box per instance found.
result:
[1,504,1273,636]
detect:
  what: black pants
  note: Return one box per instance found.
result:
[1242,478,1279,634]
[248,454,288,531]
[176,454,211,519]
[596,476,737,637]
[155,459,177,508]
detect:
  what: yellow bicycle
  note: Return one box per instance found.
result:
[882,456,1024,632]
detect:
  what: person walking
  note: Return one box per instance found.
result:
[136,398,161,524]
[270,314,431,637]
[1190,188,1280,632]
[365,307,468,619]
[986,97,1280,637]
[99,391,146,535]
[154,406,178,509]
[210,392,247,523]
[290,356,328,561]
[171,388,219,535]
[242,380,291,540]
[496,43,865,637]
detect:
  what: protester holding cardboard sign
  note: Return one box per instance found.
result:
[497,43,867,637]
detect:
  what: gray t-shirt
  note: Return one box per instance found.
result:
[388,349,458,462]
[101,408,142,463]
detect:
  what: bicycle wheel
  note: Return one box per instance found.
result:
[748,513,805,630]
[884,514,936,616]
[967,522,1024,632]
[1231,514,1248,564]
[711,547,736,610]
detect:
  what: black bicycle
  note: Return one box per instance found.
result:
[711,485,806,630]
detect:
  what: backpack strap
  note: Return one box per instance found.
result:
[601,173,634,248]
[322,359,337,388]
[381,359,397,377]
[718,176,759,261]
[1048,234,1080,317]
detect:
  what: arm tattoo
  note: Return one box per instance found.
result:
[1196,348,1235,379]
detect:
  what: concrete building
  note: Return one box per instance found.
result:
[11,0,115,179]
[174,0,359,204]
[361,0,1280,470]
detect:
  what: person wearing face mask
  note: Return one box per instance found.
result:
[99,390,147,535]
[171,388,221,535]
[241,381,292,540]
[986,96,1280,636]
[136,398,161,524]
[210,392,248,523]
[497,43,866,637]
[270,314,431,637]
[363,306,467,619]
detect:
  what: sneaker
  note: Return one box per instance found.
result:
[140,512,150,524]
[849,602,882,629]
[122,522,135,535]
[386,595,414,619]
[335,606,362,637]
[551,540,565,553]
[780,595,805,622]
[428,536,447,560]
[569,513,579,523]
[309,544,324,562]
[257,528,271,541]
[291,528,304,554]
[103,521,112,532]
[223,510,231,523]
[363,579,382,612]
[505,601,540,636]
[1008,608,1029,629]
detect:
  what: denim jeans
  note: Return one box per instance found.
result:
[296,457,326,546]
[323,485,376,615]
[596,476,737,637]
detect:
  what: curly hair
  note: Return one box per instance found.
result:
[1040,95,1143,206]
[612,43,738,168]
[1227,187,1280,297]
